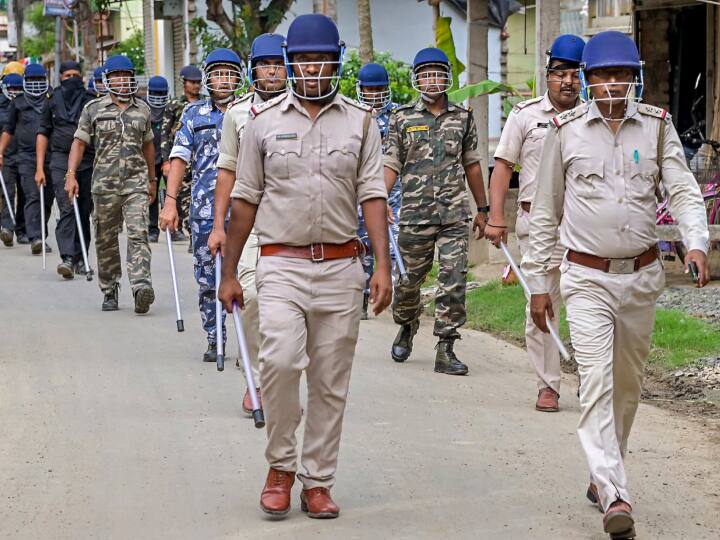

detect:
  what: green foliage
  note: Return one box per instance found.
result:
[448,80,518,104]
[339,50,416,105]
[651,309,720,369]
[189,18,234,56]
[111,30,145,74]
[23,2,55,59]
[435,16,465,92]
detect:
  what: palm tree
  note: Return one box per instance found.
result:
[357,0,374,64]
[313,0,337,22]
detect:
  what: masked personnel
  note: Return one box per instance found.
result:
[66,55,157,313]
[0,63,53,256]
[146,75,170,243]
[0,70,27,246]
[161,65,202,245]
[485,34,585,412]
[355,62,402,319]
[219,14,392,519]
[211,32,288,414]
[90,66,108,97]
[35,61,96,278]
[159,49,244,364]
[523,32,709,539]
[384,48,489,375]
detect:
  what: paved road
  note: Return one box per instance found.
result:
[1,228,719,539]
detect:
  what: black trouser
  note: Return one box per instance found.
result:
[18,160,53,242]
[50,165,92,259]
[148,163,162,236]
[1,162,24,234]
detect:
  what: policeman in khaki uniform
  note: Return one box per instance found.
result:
[384,47,489,375]
[210,33,288,415]
[522,32,709,539]
[66,55,157,313]
[219,14,392,519]
[486,34,585,412]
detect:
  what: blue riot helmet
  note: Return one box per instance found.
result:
[282,14,345,101]
[579,31,643,106]
[23,63,49,97]
[202,48,245,100]
[411,47,451,100]
[247,33,287,99]
[102,55,138,100]
[2,73,24,100]
[93,66,108,95]
[546,34,585,66]
[147,75,170,107]
[179,65,202,82]
[356,63,391,109]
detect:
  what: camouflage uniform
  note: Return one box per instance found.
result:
[161,96,193,234]
[384,99,480,339]
[357,100,402,290]
[169,97,226,346]
[74,95,154,293]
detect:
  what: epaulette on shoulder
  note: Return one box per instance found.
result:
[340,94,372,112]
[228,93,253,110]
[511,95,544,114]
[550,102,589,128]
[249,93,285,119]
[85,96,105,108]
[135,97,151,111]
[637,103,671,122]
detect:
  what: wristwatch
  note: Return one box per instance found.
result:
[477,205,490,213]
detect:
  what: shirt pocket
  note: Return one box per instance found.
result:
[628,159,658,202]
[568,158,604,200]
[326,138,361,179]
[406,128,430,161]
[265,139,302,179]
[95,116,117,135]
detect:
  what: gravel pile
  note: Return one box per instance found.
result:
[672,357,720,390]
[656,287,720,321]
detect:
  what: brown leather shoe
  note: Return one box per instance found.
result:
[300,487,339,519]
[535,387,559,412]
[586,482,603,513]
[242,388,261,416]
[260,468,295,516]
[603,500,635,538]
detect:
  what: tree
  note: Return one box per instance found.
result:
[112,30,145,74]
[202,0,294,58]
[313,0,337,21]
[357,0,373,65]
[22,1,55,59]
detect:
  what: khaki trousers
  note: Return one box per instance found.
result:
[516,208,564,392]
[237,232,260,382]
[255,255,365,489]
[560,258,664,511]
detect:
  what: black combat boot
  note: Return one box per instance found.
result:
[434,339,468,375]
[361,292,370,320]
[203,343,218,363]
[133,285,155,314]
[0,228,13,247]
[102,284,120,311]
[56,256,74,279]
[391,319,420,363]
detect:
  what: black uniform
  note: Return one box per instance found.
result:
[0,93,26,237]
[38,84,96,261]
[3,93,53,242]
[147,103,165,239]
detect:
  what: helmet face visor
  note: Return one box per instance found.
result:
[250,61,287,96]
[203,64,245,96]
[411,63,451,97]
[580,65,644,118]
[2,85,22,100]
[284,49,344,101]
[356,84,391,109]
[23,78,48,97]
[103,72,138,97]
[147,92,169,107]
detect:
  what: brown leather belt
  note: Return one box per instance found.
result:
[520,201,532,213]
[260,240,360,262]
[566,245,659,274]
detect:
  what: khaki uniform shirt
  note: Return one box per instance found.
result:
[494,92,577,204]
[75,95,153,195]
[383,98,480,226]
[217,93,264,173]
[231,92,387,246]
[523,101,709,294]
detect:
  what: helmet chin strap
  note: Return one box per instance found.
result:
[117,95,132,103]
[421,92,441,104]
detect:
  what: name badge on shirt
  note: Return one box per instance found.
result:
[536,122,549,128]
[407,125,430,133]
[275,132,298,140]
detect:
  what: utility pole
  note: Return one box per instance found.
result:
[535,0,560,95]
[54,16,62,84]
[357,0,374,64]
[143,0,155,77]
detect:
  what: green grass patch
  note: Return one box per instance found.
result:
[456,280,720,370]
[422,262,477,287]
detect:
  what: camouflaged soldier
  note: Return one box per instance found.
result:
[384,47,489,375]
[66,55,157,313]
[160,65,202,243]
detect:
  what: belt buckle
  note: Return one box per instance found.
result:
[310,243,325,262]
[607,258,635,274]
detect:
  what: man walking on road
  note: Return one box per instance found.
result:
[211,32,288,414]
[485,34,585,412]
[219,14,392,519]
[66,55,157,313]
[523,31,710,539]
[146,75,170,243]
[383,47,489,375]
[36,61,96,279]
